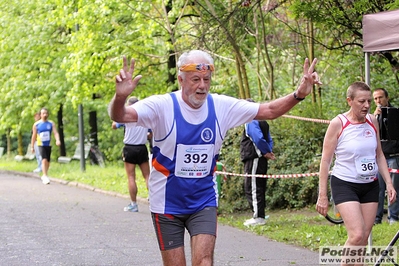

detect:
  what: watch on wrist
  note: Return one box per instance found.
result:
[293,92,305,101]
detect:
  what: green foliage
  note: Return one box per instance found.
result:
[219,207,399,253]
[218,126,248,213]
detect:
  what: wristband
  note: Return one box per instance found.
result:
[293,92,305,101]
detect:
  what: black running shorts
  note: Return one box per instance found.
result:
[39,146,52,161]
[122,144,149,165]
[331,175,379,205]
[151,207,217,251]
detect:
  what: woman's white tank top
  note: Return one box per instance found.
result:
[331,114,378,183]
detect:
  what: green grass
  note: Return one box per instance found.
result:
[0,156,149,199]
[218,209,399,252]
[1,155,399,257]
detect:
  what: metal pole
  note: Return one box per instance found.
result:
[78,104,85,172]
[75,7,85,172]
[365,51,373,250]
[374,230,399,266]
[365,52,370,85]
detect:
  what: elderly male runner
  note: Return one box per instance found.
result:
[109,50,321,266]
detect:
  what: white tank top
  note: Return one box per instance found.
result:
[123,122,148,145]
[331,114,378,183]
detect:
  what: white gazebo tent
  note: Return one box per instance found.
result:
[363,9,399,141]
[362,9,399,84]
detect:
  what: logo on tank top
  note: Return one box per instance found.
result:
[363,129,373,138]
[201,128,213,142]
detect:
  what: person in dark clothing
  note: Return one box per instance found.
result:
[373,88,399,225]
[240,110,275,226]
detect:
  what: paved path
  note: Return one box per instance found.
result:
[0,170,321,265]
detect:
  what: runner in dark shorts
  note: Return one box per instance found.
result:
[39,146,52,162]
[31,107,61,185]
[112,98,151,213]
[151,207,217,251]
[122,144,148,164]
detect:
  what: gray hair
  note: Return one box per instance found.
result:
[177,50,214,76]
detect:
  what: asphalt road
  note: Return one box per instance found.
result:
[0,170,321,265]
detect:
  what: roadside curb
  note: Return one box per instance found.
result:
[0,169,149,206]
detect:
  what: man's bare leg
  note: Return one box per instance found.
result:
[138,161,150,190]
[124,162,137,202]
[42,159,49,177]
[191,234,216,266]
[160,246,186,266]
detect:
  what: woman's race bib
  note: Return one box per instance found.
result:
[355,157,377,180]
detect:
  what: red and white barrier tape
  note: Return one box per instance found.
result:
[282,114,330,124]
[214,171,319,179]
[215,168,399,179]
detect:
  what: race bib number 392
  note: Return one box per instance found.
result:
[175,144,214,178]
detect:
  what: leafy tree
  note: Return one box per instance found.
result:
[0,0,71,155]
[289,0,399,84]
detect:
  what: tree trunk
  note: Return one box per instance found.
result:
[168,49,177,91]
[17,132,23,155]
[6,128,11,156]
[234,52,246,99]
[256,2,274,100]
[239,53,251,100]
[57,104,66,156]
[89,111,98,146]
[165,0,177,92]
[307,20,316,103]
